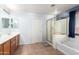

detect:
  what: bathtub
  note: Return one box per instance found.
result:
[56,36,79,55]
[53,34,66,49]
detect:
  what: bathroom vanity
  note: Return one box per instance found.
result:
[0,7,20,55]
[0,33,20,55]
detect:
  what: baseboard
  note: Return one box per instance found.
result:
[19,41,46,45]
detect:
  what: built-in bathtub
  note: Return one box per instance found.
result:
[55,36,79,55]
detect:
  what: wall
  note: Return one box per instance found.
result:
[11,11,45,45]
[41,16,46,42]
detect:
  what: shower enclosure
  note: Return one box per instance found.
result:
[46,17,69,45]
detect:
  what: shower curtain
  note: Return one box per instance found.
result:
[68,11,76,38]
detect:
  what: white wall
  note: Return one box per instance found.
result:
[11,12,45,45]
[41,16,46,42]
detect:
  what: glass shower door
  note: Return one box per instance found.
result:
[51,19,55,43]
[46,19,53,43]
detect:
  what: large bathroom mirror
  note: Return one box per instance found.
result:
[0,7,18,35]
[0,8,12,35]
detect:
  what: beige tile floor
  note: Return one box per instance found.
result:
[14,42,64,55]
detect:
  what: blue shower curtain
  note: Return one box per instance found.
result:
[68,11,76,38]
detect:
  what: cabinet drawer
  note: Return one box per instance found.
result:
[0,44,3,55]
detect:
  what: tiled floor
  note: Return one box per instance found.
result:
[14,42,64,55]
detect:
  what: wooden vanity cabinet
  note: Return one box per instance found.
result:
[11,35,20,54]
[0,34,20,55]
[10,37,16,54]
[3,40,10,55]
[0,44,3,55]
[16,35,20,48]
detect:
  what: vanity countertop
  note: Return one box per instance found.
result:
[0,32,19,44]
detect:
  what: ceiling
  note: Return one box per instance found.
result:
[4,4,79,14]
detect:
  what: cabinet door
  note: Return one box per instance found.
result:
[11,37,16,54]
[0,44,3,55]
[16,35,20,48]
[4,40,10,55]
